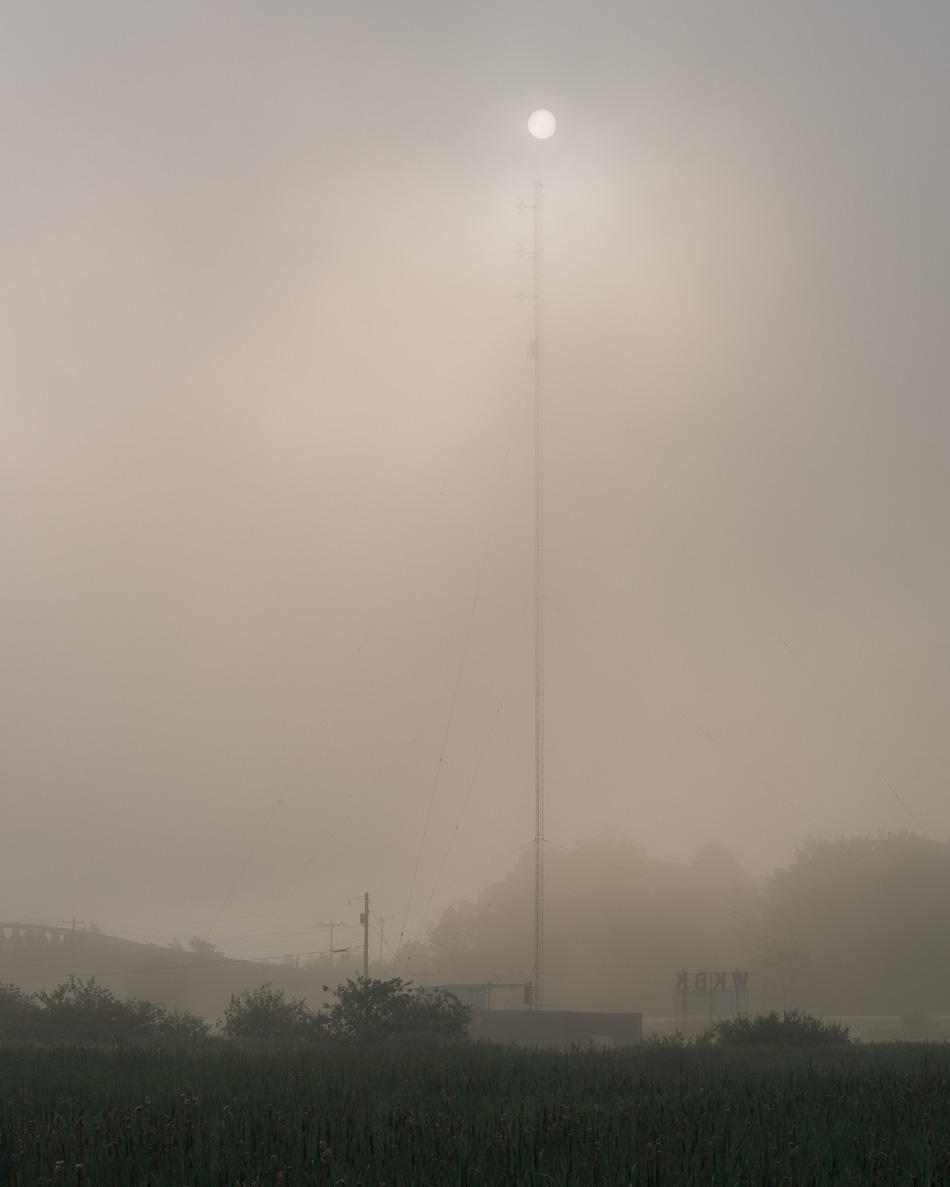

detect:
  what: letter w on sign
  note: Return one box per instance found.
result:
[732,970,749,990]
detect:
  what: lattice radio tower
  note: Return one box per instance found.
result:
[516,176,545,1009]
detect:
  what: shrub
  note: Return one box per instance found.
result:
[641,1029,688,1049]
[0,982,40,1039]
[709,1009,852,1047]
[152,1006,212,1040]
[320,976,471,1042]
[188,936,220,958]
[221,983,319,1040]
[33,977,162,1043]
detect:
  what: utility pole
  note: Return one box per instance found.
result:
[360,892,369,981]
[318,919,341,964]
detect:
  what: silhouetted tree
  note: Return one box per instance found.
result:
[709,1009,851,1048]
[0,982,39,1039]
[221,983,319,1040]
[320,976,471,1042]
[152,1007,212,1040]
[188,936,220,959]
[761,831,950,1014]
[427,838,760,1015]
[33,978,162,1042]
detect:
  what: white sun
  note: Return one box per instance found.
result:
[528,110,557,139]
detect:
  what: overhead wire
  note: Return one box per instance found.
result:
[391,599,481,973]
[409,626,532,952]
[378,840,536,977]
[228,696,448,953]
[196,620,385,949]
[200,396,521,956]
[437,839,536,896]
[392,377,524,971]
[91,897,357,940]
[5,944,363,983]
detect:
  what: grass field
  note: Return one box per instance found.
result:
[2,1038,949,1185]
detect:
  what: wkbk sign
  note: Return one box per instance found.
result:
[673,970,749,1017]
[675,971,749,992]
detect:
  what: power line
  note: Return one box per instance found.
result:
[229,698,448,950]
[392,387,518,973]
[90,897,357,940]
[437,840,536,895]
[4,944,364,983]
[197,411,522,956]
[409,628,530,952]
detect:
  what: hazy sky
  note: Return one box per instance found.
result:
[3,2,949,963]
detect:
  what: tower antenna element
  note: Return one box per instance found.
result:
[518,108,555,1008]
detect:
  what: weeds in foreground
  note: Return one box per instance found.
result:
[2,1037,949,1185]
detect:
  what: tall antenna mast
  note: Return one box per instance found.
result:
[521,108,555,1011]
[533,178,545,1011]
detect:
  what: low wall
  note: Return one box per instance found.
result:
[470,1009,642,1048]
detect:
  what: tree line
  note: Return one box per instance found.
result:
[0,976,471,1044]
[0,973,855,1049]
[423,830,950,1017]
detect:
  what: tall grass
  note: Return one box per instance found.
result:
[2,1038,949,1184]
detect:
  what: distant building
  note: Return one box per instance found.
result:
[471,1009,642,1049]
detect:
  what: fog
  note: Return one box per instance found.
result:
[424,832,950,1023]
[3,3,950,978]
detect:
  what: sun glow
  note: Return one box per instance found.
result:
[528,110,556,139]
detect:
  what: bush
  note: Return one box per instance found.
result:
[708,1009,852,1048]
[0,975,470,1046]
[221,983,319,1040]
[641,1029,688,1049]
[319,976,471,1042]
[33,978,162,1043]
[0,982,40,1039]
[152,1007,212,1041]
